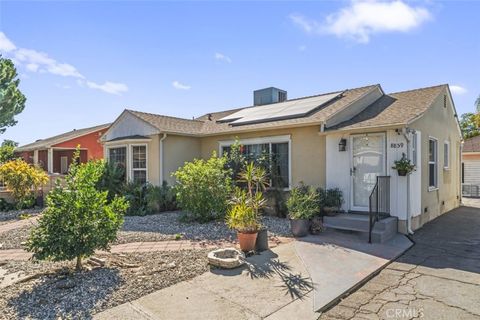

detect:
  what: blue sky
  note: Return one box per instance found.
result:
[0,1,479,145]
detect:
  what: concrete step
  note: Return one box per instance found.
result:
[323,214,398,243]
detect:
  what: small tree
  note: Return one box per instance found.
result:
[0,140,18,163]
[0,56,26,134]
[173,152,232,222]
[0,159,48,208]
[26,158,129,271]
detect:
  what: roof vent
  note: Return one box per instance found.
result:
[253,87,287,106]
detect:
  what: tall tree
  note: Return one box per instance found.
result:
[476,95,480,113]
[0,56,26,134]
[460,113,480,139]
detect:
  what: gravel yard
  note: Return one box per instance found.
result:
[0,208,43,226]
[0,250,210,320]
[118,211,291,244]
[1,211,292,249]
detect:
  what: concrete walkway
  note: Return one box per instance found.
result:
[320,204,480,320]
[295,231,413,312]
[94,242,319,320]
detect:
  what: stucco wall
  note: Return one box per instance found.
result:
[409,88,462,229]
[162,135,201,186]
[199,125,326,188]
[53,128,107,159]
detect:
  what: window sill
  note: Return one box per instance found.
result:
[444,167,450,171]
[428,187,439,192]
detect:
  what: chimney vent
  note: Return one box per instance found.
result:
[253,87,287,106]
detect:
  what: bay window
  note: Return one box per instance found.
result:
[108,147,127,180]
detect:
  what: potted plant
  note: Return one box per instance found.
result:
[323,188,343,216]
[286,185,319,237]
[226,188,261,251]
[392,153,415,176]
[226,162,268,252]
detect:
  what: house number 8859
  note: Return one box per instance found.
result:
[390,143,404,148]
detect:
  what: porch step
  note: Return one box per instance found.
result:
[323,214,398,243]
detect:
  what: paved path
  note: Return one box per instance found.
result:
[295,231,412,312]
[319,204,480,320]
[0,237,292,261]
[94,242,318,320]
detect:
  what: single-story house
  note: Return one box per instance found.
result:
[15,123,110,174]
[101,84,462,235]
[461,135,480,196]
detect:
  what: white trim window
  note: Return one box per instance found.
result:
[108,146,127,180]
[219,135,291,189]
[444,140,450,169]
[131,145,147,184]
[428,138,438,189]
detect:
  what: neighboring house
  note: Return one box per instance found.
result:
[15,123,110,174]
[102,84,462,234]
[461,135,480,196]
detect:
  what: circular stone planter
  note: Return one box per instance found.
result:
[207,248,245,269]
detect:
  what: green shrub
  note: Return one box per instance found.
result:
[26,159,128,271]
[173,153,232,222]
[97,161,126,201]
[286,185,320,220]
[123,182,149,216]
[146,181,177,213]
[325,188,343,209]
[0,198,15,211]
[0,159,49,209]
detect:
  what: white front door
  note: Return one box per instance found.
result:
[351,133,386,211]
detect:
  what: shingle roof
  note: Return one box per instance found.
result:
[126,84,380,136]
[122,84,448,137]
[16,123,111,152]
[327,85,447,132]
[128,110,204,135]
[463,135,480,153]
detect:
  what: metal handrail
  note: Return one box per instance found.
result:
[368,176,390,243]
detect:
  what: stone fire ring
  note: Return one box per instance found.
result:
[208,248,245,269]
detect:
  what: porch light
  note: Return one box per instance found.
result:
[339,138,347,152]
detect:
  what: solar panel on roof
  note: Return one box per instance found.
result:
[219,92,342,125]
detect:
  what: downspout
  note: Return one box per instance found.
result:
[159,133,167,184]
[402,128,414,235]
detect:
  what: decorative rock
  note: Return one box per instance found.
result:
[207,248,245,269]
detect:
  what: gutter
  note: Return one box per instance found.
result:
[159,133,167,183]
[402,128,415,235]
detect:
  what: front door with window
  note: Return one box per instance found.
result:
[351,133,386,211]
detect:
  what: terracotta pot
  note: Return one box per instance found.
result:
[237,231,258,252]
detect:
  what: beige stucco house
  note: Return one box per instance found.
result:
[461,135,480,197]
[101,84,462,235]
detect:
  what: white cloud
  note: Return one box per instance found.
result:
[0,32,16,52]
[450,85,467,95]
[14,48,84,78]
[290,1,432,43]
[214,52,232,63]
[172,80,191,90]
[86,81,128,95]
[298,45,307,52]
[0,32,127,95]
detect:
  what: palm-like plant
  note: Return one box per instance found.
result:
[238,162,269,196]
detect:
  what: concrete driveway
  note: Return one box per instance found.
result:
[320,203,480,320]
